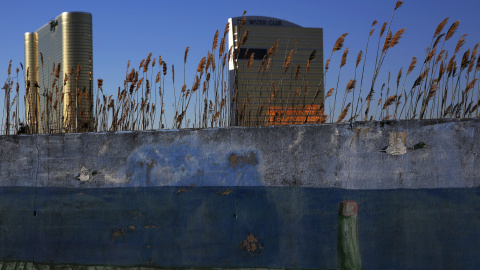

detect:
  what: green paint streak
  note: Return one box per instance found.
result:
[337,216,362,270]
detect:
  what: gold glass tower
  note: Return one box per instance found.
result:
[228,16,324,126]
[25,12,93,133]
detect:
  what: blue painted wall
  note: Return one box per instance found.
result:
[1,186,479,269]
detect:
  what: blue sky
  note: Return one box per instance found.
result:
[1,0,480,127]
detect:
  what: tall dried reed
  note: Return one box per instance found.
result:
[1,1,478,135]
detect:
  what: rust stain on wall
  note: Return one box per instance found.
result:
[354,127,370,139]
[177,185,195,196]
[228,152,258,169]
[240,233,264,257]
[111,225,138,242]
[217,189,232,195]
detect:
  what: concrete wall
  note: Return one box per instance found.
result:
[0,119,479,269]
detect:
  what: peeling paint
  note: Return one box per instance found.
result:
[104,141,262,186]
[75,166,97,182]
[385,132,407,155]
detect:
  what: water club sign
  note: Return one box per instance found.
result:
[236,18,284,26]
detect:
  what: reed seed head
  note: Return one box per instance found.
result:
[284,49,294,72]
[224,22,230,37]
[333,33,348,52]
[394,1,403,10]
[356,50,363,67]
[434,18,449,37]
[240,30,249,46]
[7,60,12,75]
[295,65,301,80]
[184,46,189,64]
[388,28,406,49]
[197,57,206,73]
[144,52,152,73]
[346,79,356,93]
[240,17,246,29]
[396,68,402,88]
[247,53,255,69]
[337,103,351,123]
[380,22,387,37]
[461,49,470,70]
[325,88,334,98]
[407,57,417,75]
[382,31,392,52]
[445,20,460,41]
[212,30,219,51]
[455,34,467,54]
[383,95,397,109]
[340,47,349,68]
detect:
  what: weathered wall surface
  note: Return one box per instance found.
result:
[0,119,479,269]
[1,118,479,189]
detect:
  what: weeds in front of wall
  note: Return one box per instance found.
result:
[1,0,479,135]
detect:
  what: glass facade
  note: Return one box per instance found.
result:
[25,12,93,133]
[228,16,324,126]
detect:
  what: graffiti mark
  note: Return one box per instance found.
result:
[228,152,258,169]
[240,233,263,257]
